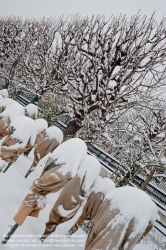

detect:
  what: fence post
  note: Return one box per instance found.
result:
[3,162,13,173]
[29,94,38,104]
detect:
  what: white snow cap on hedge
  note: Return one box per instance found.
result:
[3,116,36,149]
[25,104,38,119]
[35,118,48,134]
[1,103,25,122]
[0,98,17,109]
[93,176,115,195]
[105,186,158,239]
[51,138,87,177]
[46,126,63,143]
[0,89,8,98]
[77,155,101,196]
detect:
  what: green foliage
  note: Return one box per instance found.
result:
[0,76,9,89]
[8,80,23,100]
[64,134,73,141]
[37,97,58,126]
[117,163,141,187]
[110,140,143,187]
[0,75,22,99]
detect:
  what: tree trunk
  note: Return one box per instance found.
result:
[140,167,158,191]
[63,119,83,140]
[9,61,18,80]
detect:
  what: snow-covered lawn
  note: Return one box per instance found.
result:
[0,150,165,249]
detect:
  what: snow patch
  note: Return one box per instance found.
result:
[46,126,63,143]
[2,116,36,149]
[0,89,8,98]
[50,172,61,181]
[71,195,77,203]
[93,176,115,195]
[25,104,38,118]
[37,194,47,209]
[105,186,158,239]
[35,118,48,134]
[0,98,17,109]
[0,158,7,171]
[1,103,25,121]
[77,155,101,196]
[51,138,87,177]
[156,132,165,139]
[58,204,81,218]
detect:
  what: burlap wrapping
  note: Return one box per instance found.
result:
[68,191,104,234]
[13,189,47,226]
[43,176,88,237]
[26,134,60,175]
[25,111,36,120]
[13,159,71,226]
[35,130,46,144]
[13,200,41,226]
[1,135,32,162]
[0,116,12,138]
[85,199,153,250]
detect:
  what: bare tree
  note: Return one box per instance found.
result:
[138,105,166,190]
[1,14,166,145]
[0,16,24,77]
[15,17,65,95]
[110,101,166,189]
[0,17,40,81]
[49,14,166,139]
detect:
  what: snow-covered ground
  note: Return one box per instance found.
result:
[0,149,165,249]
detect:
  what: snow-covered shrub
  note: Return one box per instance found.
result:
[37,96,59,126]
